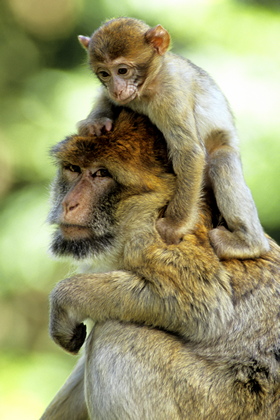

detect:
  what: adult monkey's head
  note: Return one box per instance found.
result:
[48,109,175,262]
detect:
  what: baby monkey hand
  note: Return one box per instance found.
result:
[78,117,113,136]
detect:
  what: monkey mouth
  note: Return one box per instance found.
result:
[59,223,91,239]
[113,91,138,105]
[50,225,115,260]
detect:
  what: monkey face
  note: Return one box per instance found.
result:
[95,59,139,104]
[48,110,172,261]
[78,18,171,105]
[48,159,121,260]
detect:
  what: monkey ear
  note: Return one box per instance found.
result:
[145,25,170,55]
[78,35,91,50]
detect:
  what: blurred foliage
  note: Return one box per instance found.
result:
[0,0,279,418]
[237,0,280,11]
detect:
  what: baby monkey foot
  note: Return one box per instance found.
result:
[156,217,187,245]
[209,226,270,260]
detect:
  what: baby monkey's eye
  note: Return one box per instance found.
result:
[99,71,110,79]
[118,68,128,75]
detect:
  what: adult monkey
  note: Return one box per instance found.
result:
[41,109,280,420]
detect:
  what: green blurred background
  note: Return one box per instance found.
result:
[0,0,279,418]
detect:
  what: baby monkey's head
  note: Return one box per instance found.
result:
[78,17,170,104]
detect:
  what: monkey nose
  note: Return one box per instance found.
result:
[62,199,79,216]
[114,90,123,99]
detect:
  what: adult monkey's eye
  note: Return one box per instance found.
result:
[65,164,81,173]
[92,169,111,178]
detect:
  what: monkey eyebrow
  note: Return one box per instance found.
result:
[61,161,77,168]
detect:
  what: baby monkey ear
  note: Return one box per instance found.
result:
[78,35,91,50]
[145,24,170,55]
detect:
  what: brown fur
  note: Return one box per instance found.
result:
[88,18,151,62]
[78,17,270,259]
[41,110,280,420]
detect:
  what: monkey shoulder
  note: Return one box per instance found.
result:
[165,52,196,82]
[163,53,221,106]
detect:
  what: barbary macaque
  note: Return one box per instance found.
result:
[41,110,280,420]
[77,17,270,259]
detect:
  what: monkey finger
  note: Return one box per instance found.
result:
[91,118,113,136]
[91,125,102,136]
[104,119,113,132]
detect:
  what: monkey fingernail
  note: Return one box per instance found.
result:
[105,121,113,131]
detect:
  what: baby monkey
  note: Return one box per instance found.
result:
[78,17,269,259]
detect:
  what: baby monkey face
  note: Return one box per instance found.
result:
[94,58,139,104]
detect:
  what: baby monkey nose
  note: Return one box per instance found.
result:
[114,89,123,99]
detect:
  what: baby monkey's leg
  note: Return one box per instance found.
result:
[208,144,270,259]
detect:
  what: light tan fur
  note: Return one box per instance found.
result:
[78,17,269,259]
[41,110,280,420]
